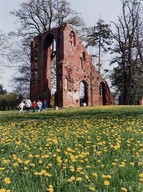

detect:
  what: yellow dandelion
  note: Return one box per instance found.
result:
[12,154,17,160]
[38,160,43,164]
[35,154,40,158]
[0,189,6,192]
[92,172,98,177]
[112,162,116,166]
[104,180,110,186]
[47,185,54,192]
[70,154,76,162]
[89,186,95,191]
[139,178,143,182]
[67,147,73,152]
[139,173,143,177]
[121,187,128,192]
[106,175,112,179]
[114,144,120,150]
[138,162,143,166]
[34,172,39,176]
[47,188,54,192]
[130,162,134,166]
[24,166,28,170]
[85,175,89,180]
[119,162,126,168]
[0,167,5,171]
[49,185,53,188]
[75,155,79,159]
[67,178,72,182]
[71,176,75,180]
[69,166,75,172]
[41,170,46,174]
[101,174,106,178]
[16,140,21,145]
[4,177,11,184]
[64,159,68,163]
[41,154,49,158]
[13,162,19,167]
[56,149,61,152]
[53,138,58,144]
[17,158,22,163]
[24,160,30,165]
[56,156,62,163]
[28,154,33,158]
[44,173,52,177]
[76,177,82,181]
[2,159,9,164]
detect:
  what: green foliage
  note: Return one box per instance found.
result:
[1,106,143,191]
[0,93,23,110]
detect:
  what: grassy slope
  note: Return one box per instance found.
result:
[1,105,143,192]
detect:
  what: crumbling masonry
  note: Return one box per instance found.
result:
[30,24,113,107]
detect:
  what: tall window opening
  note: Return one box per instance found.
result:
[69,31,76,46]
[99,82,106,105]
[80,81,88,106]
[44,34,57,106]
[51,39,57,94]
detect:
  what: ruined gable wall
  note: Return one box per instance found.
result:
[30,24,113,107]
[61,25,102,107]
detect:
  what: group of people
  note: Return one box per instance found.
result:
[18,98,47,114]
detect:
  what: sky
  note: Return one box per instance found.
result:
[0,0,122,91]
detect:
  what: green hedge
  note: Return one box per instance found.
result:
[0,93,23,110]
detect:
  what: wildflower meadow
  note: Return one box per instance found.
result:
[1,105,143,192]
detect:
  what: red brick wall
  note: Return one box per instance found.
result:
[30,24,113,107]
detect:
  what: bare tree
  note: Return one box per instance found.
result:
[0,32,17,79]
[11,0,85,35]
[10,0,85,94]
[110,0,143,104]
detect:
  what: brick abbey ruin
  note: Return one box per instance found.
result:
[30,24,113,107]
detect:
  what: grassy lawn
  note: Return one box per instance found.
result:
[1,105,143,192]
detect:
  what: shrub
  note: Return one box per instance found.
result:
[0,93,23,110]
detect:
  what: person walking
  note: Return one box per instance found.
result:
[32,101,37,112]
[25,98,32,112]
[18,101,25,114]
[37,100,42,112]
[42,100,47,111]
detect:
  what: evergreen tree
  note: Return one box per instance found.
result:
[85,19,112,72]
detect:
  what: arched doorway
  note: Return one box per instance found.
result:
[99,82,107,105]
[79,80,88,106]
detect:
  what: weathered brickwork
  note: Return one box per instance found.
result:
[30,24,113,107]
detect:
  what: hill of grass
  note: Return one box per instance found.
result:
[1,105,143,192]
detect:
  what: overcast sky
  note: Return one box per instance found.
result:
[0,0,122,32]
[0,0,122,91]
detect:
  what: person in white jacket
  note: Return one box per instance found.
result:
[18,101,25,114]
[25,98,32,112]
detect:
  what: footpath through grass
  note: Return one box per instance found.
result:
[1,105,143,192]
